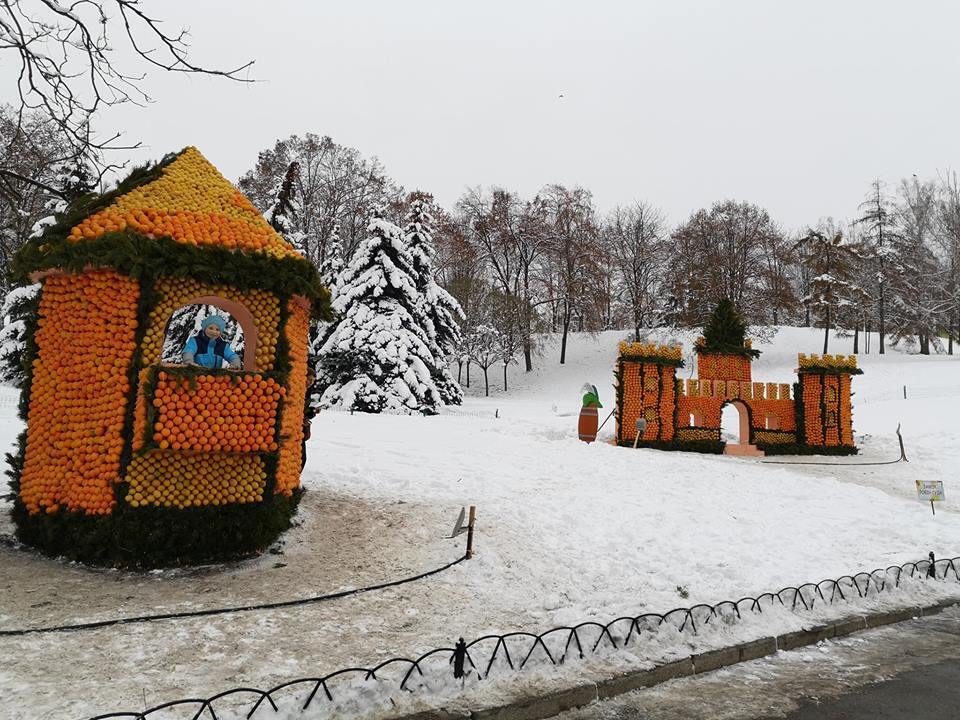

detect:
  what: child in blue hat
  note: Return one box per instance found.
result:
[182,315,242,370]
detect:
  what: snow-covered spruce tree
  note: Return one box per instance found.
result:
[0,157,94,387]
[0,284,40,387]
[404,198,464,404]
[316,211,442,414]
[266,161,308,254]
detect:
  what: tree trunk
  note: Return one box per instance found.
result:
[951,305,957,355]
[920,333,930,355]
[805,303,810,327]
[879,278,886,355]
[523,341,532,372]
[483,367,489,397]
[560,302,570,365]
[823,305,831,354]
[503,363,508,391]
[457,360,463,384]
[853,322,859,354]
[466,360,470,388]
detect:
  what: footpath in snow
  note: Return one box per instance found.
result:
[1,327,959,719]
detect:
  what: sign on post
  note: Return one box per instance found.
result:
[916,481,945,516]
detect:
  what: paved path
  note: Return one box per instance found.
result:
[558,607,960,719]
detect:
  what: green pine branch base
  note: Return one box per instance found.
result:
[10,488,302,569]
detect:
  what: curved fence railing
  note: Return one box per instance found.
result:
[86,552,960,720]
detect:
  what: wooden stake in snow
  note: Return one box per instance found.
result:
[466,506,477,559]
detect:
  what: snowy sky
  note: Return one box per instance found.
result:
[5,0,959,229]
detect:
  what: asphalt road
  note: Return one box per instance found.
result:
[782,657,960,719]
[558,607,960,720]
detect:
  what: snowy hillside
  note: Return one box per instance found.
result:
[2,326,960,719]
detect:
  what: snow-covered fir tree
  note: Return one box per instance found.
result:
[403,198,464,404]
[265,161,307,254]
[315,210,442,414]
[0,156,95,387]
[0,284,40,386]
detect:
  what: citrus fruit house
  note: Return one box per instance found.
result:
[9,147,331,567]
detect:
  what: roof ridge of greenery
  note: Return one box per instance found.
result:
[11,231,332,320]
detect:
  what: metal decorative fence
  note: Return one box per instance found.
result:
[87,552,960,720]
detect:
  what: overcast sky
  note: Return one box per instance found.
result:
[8,1,960,230]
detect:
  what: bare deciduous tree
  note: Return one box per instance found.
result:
[603,201,668,341]
[238,134,402,266]
[1,0,253,188]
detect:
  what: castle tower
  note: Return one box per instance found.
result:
[10,147,330,567]
[614,343,683,446]
[797,354,860,449]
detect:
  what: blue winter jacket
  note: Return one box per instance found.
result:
[183,333,240,369]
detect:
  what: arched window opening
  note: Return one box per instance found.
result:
[159,295,259,371]
[163,304,244,368]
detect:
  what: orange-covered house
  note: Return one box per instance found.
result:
[614,342,860,456]
[9,147,330,567]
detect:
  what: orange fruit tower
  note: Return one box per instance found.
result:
[9,147,330,567]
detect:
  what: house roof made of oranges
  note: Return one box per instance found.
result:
[67,147,302,261]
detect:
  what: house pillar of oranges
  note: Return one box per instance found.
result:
[8,147,331,568]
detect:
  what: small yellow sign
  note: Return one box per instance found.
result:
[916,481,945,502]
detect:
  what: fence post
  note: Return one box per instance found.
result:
[453,637,467,679]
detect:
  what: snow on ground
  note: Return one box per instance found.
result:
[2,327,960,719]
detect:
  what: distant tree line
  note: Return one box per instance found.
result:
[4,118,960,398]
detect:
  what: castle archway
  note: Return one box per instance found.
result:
[721,400,764,457]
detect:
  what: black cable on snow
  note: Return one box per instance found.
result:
[0,553,467,637]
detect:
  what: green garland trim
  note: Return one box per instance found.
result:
[11,232,332,320]
[796,366,864,376]
[618,353,685,367]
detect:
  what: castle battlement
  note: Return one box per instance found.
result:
[617,342,683,363]
[798,353,860,373]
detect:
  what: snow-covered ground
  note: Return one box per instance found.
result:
[2,327,960,719]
